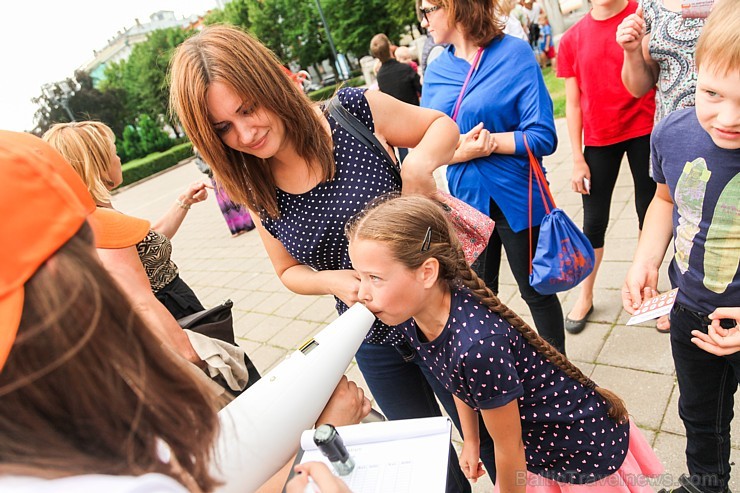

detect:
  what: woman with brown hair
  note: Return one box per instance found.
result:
[168,25,483,492]
[0,130,366,493]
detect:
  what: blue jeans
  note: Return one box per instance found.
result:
[671,302,739,493]
[355,340,497,492]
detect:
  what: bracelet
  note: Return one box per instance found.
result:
[176,198,191,210]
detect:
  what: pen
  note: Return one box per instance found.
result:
[303,476,321,493]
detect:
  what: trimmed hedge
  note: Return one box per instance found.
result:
[121,142,193,187]
[307,76,366,102]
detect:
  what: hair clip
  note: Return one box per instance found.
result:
[421,226,432,252]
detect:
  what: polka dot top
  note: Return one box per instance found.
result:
[261,88,403,346]
[404,288,629,484]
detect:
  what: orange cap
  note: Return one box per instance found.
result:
[89,208,150,249]
[0,130,97,372]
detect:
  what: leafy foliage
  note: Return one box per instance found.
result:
[101,27,193,138]
[31,72,126,137]
[204,0,251,28]
[120,114,174,162]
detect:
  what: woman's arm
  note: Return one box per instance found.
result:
[480,400,527,493]
[365,89,459,195]
[564,78,590,195]
[96,246,201,364]
[251,212,362,306]
[454,396,485,483]
[497,56,558,158]
[151,180,211,239]
[617,7,660,98]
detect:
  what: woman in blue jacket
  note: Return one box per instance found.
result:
[420,0,564,353]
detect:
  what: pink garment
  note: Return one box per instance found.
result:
[495,420,664,493]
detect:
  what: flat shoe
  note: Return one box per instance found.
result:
[565,305,593,334]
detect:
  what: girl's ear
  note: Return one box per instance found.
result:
[418,257,440,288]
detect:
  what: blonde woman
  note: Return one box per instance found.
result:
[44,122,210,320]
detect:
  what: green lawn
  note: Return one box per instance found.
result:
[542,66,566,119]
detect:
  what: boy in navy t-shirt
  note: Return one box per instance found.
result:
[622,1,739,491]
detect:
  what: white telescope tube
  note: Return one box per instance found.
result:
[211,303,376,492]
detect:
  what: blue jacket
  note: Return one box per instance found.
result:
[421,35,557,232]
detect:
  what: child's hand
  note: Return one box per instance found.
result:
[570,157,590,195]
[621,263,659,314]
[691,308,740,356]
[616,6,646,53]
[459,441,486,483]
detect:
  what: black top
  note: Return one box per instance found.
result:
[376,59,421,106]
[260,88,404,346]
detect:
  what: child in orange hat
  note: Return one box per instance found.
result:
[0,130,365,493]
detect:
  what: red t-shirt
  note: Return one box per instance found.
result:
[557,1,656,146]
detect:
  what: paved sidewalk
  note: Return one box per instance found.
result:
[114,118,739,492]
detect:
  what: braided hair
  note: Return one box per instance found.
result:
[347,194,628,423]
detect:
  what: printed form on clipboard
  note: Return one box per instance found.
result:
[293,416,451,493]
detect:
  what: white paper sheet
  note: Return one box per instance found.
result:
[297,417,451,493]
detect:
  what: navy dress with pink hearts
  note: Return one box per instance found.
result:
[403,287,650,485]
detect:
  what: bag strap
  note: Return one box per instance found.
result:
[326,96,402,186]
[451,47,484,122]
[525,136,557,275]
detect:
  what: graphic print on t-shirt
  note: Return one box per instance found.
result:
[704,172,740,294]
[674,158,710,275]
[674,156,740,295]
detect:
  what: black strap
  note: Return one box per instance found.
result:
[326,96,402,186]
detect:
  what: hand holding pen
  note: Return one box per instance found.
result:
[285,462,352,493]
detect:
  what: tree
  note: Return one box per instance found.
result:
[323,0,413,57]
[102,27,194,137]
[31,72,127,137]
[205,0,251,28]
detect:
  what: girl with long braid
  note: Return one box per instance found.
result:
[347,194,663,492]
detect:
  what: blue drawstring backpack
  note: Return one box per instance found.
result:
[526,138,595,295]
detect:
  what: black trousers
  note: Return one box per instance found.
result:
[582,134,654,249]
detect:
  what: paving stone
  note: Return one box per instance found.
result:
[590,365,674,430]
[276,294,324,319]
[249,291,292,315]
[598,324,676,375]
[249,344,288,374]
[233,311,269,340]
[234,290,271,313]
[268,319,320,351]
[297,296,339,322]
[243,315,293,343]
[601,238,639,262]
[564,322,610,364]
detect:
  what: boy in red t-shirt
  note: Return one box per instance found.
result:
[556,0,657,334]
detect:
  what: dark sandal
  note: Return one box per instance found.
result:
[565,305,593,334]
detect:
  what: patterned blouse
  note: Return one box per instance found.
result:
[261,88,404,346]
[136,230,179,292]
[643,0,707,122]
